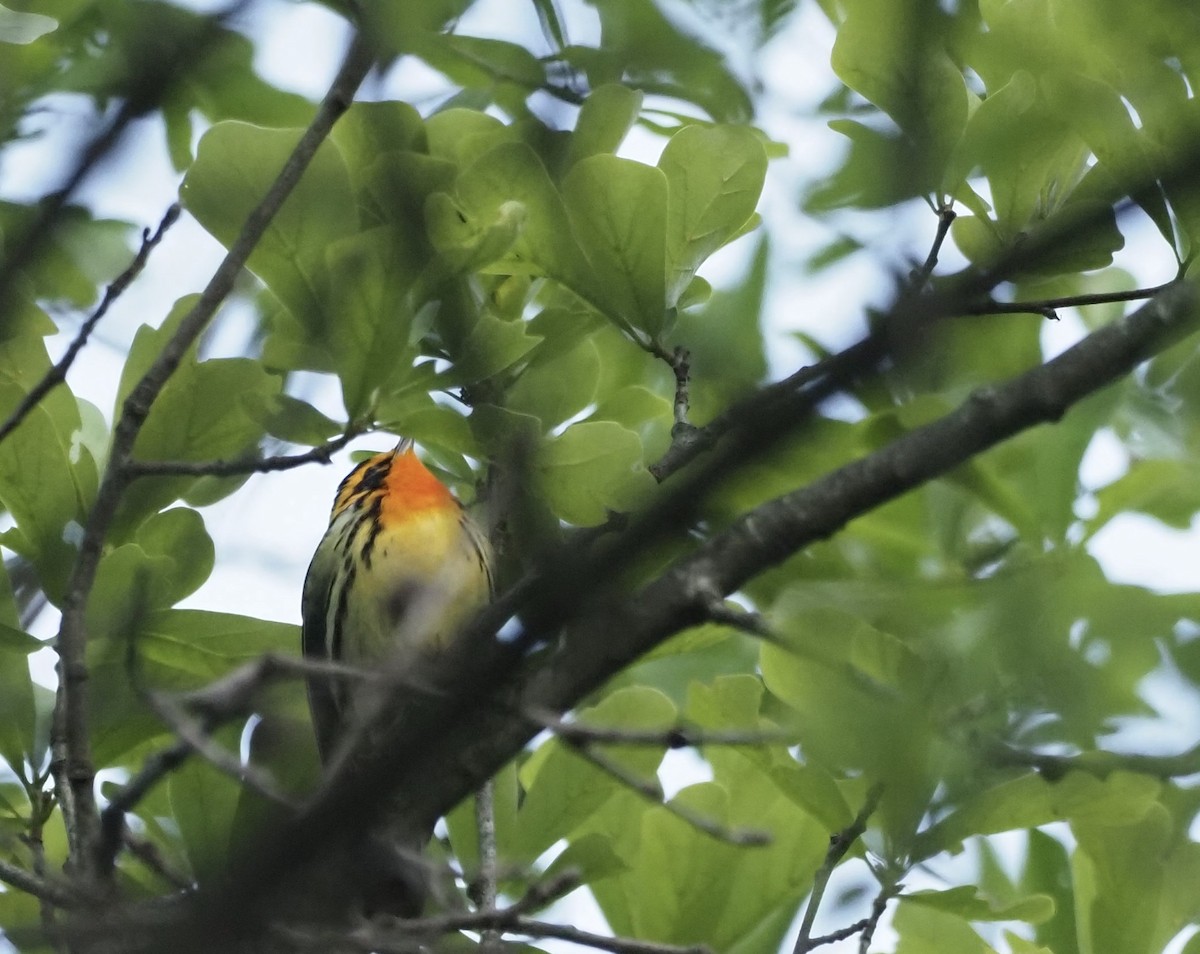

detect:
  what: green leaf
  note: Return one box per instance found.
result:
[562,154,668,335]
[134,507,215,606]
[581,0,752,123]
[90,610,298,764]
[1073,803,1171,954]
[253,395,343,446]
[425,108,510,168]
[659,125,767,307]
[1020,830,1078,954]
[589,386,673,465]
[332,101,427,177]
[414,34,546,90]
[0,5,57,44]
[1089,458,1200,533]
[181,121,358,329]
[454,141,593,290]
[537,421,656,526]
[592,775,826,952]
[903,885,1054,924]
[447,310,541,385]
[894,901,996,954]
[832,0,968,165]
[913,771,1161,860]
[508,338,601,430]
[0,623,37,776]
[167,738,242,881]
[116,338,281,529]
[322,227,424,416]
[425,191,524,274]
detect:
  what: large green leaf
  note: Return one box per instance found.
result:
[563,154,668,336]
[537,421,656,526]
[181,121,358,329]
[659,125,767,307]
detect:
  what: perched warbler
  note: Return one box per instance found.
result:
[300,437,492,915]
[302,437,493,764]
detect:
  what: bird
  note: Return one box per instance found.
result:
[300,436,493,913]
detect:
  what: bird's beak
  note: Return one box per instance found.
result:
[392,436,415,456]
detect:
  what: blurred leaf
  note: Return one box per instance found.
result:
[914,771,1161,860]
[0,622,37,777]
[167,731,242,881]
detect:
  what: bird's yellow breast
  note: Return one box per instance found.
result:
[332,503,492,666]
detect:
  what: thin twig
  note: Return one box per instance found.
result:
[0,204,181,448]
[792,785,882,954]
[702,601,776,640]
[802,917,873,951]
[509,919,711,954]
[531,709,793,748]
[911,205,956,287]
[21,795,67,952]
[125,427,361,478]
[986,738,1200,781]
[147,694,296,809]
[474,780,501,953]
[50,32,375,878]
[562,738,770,847]
[965,281,1176,318]
[858,879,899,954]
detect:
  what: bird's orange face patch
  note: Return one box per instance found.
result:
[332,447,456,524]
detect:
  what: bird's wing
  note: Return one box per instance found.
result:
[301,526,345,763]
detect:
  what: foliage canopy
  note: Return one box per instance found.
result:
[1,1,1200,953]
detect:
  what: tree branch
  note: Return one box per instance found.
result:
[0,203,180,448]
[965,281,1177,319]
[0,857,79,909]
[792,786,882,954]
[50,31,375,881]
[124,427,362,478]
[984,739,1200,780]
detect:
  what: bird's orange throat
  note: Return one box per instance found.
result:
[381,448,457,523]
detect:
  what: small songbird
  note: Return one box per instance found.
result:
[301,437,492,912]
